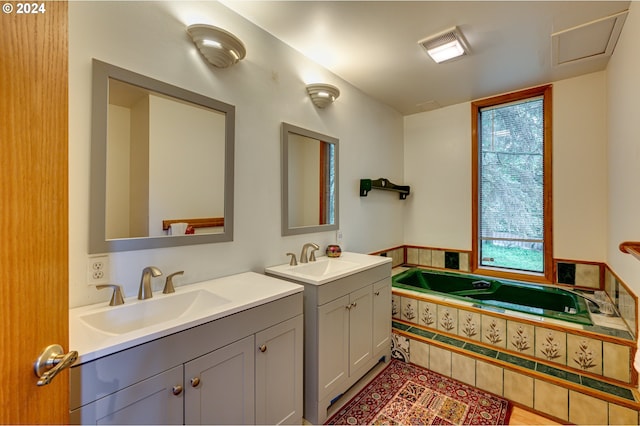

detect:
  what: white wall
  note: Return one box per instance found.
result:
[607,1,640,296]
[403,72,608,263]
[69,1,404,308]
[403,103,471,250]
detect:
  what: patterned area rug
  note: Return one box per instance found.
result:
[325,359,511,425]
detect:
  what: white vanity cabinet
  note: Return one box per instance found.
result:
[268,257,391,425]
[69,291,303,425]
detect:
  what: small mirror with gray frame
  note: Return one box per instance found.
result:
[281,122,339,236]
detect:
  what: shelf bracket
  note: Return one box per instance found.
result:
[360,178,410,200]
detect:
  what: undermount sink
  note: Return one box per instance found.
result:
[79,290,230,335]
[265,251,392,285]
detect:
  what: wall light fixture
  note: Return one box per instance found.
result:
[306,83,340,108]
[187,24,246,68]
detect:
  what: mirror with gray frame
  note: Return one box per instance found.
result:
[89,59,234,252]
[281,122,339,236]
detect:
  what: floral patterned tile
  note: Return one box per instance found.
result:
[507,321,535,356]
[567,334,602,375]
[459,310,481,341]
[391,332,410,362]
[418,300,437,328]
[535,326,567,365]
[392,294,401,319]
[481,315,506,349]
[401,297,418,323]
[437,306,458,334]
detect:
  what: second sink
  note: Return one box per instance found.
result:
[292,258,359,277]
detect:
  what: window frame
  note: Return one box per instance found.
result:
[471,85,554,283]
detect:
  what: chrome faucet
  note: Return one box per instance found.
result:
[138,266,162,300]
[163,270,184,294]
[96,284,125,306]
[300,243,319,263]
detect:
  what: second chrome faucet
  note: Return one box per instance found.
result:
[300,243,319,263]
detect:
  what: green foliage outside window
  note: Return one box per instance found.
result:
[479,97,545,273]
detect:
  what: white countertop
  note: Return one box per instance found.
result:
[265,251,392,285]
[70,272,303,364]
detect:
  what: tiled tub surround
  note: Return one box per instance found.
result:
[376,245,638,338]
[391,323,640,424]
[392,286,635,385]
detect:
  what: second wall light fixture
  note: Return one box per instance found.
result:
[187,24,246,68]
[306,83,340,108]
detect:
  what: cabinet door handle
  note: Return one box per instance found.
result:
[374,291,380,296]
[190,377,200,387]
[259,345,267,353]
[172,385,183,396]
[346,304,352,310]
[351,302,357,309]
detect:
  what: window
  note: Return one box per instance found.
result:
[319,142,335,225]
[471,85,553,282]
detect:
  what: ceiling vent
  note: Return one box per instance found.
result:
[419,27,470,64]
[552,10,628,66]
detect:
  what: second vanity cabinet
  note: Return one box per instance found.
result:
[69,290,303,425]
[268,255,392,424]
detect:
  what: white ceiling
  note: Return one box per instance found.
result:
[221,1,630,115]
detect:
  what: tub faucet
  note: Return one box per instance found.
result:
[300,243,319,263]
[138,266,162,300]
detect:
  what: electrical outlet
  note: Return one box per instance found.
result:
[87,255,110,285]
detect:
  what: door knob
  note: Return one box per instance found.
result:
[190,377,200,387]
[34,344,78,386]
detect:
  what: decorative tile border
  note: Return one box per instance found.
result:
[392,322,640,423]
[393,321,637,401]
[393,289,635,384]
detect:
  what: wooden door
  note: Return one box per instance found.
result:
[0,1,69,423]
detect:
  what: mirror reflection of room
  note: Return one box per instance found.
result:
[281,122,339,236]
[287,133,335,228]
[105,79,226,240]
